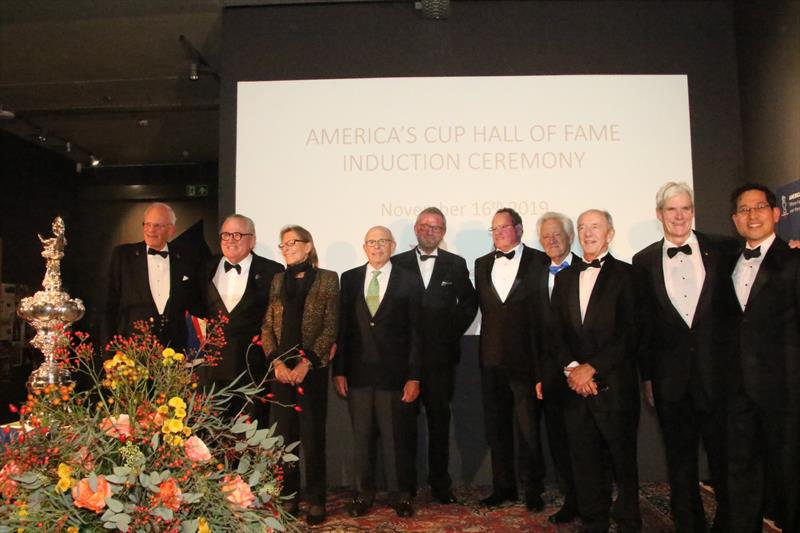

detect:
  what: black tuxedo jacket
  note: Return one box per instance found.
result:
[474,244,548,382]
[103,241,200,351]
[727,237,800,410]
[392,248,477,367]
[633,232,738,406]
[549,254,641,412]
[333,263,422,390]
[199,253,284,382]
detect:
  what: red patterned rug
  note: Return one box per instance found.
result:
[287,483,779,532]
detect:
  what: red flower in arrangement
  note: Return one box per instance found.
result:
[0,461,21,499]
[293,405,303,413]
[296,386,304,396]
[71,475,112,513]
[156,478,182,511]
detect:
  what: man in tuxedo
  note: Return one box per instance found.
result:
[632,182,733,533]
[393,207,477,504]
[549,209,641,533]
[198,214,283,420]
[727,183,799,533]
[474,207,547,511]
[104,202,199,351]
[333,226,422,518]
[534,212,579,524]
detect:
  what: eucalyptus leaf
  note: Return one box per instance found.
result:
[105,497,124,513]
[264,516,286,531]
[237,455,251,474]
[282,453,299,463]
[181,492,203,504]
[151,506,174,521]
[283,441,300,453]
[113,466,132,477]
[181,518,199,533]
[234,441,248,452]
[248,470,261,486]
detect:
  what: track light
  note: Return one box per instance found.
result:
[189,63,199,81]
[90,155,101,167]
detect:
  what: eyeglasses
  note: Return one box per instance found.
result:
[488,223,514,233]
[278,239,309,249]
[417,223,444,233]
[365,238,392,248]
[220,232,254,241]
[735,203,772,216]
[143,222,171,230]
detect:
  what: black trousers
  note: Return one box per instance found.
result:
[542,397,578,513]
[416,364,456,493]
[270,366,328,507]
[348,385,417,502]
[655,392,728,533]
[727,392,800,533]
[563,399,641,532]
[480,366,544,497]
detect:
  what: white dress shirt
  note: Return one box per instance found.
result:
[732,233,776,311]
[491,242,523,302]
[212,254,253,313]
[548,255,572,299]
[663,233,705,327]
[147,244,170,314]
[578,252,608,323]
[364,260,392,304]
[415,247,438,289]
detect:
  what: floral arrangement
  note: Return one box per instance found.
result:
[0,319,299,532]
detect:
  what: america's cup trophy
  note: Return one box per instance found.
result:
[17,217,85,391]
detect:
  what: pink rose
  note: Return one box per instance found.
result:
[0,461,21,498]
[99,414,132,439]
[72,475,112,513]
[184,435,211,463]
[222,474,255,508]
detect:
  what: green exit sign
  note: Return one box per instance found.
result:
[186,184,209,197]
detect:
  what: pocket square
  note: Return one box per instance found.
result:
[182,275,189,281]
[441,280,453,286]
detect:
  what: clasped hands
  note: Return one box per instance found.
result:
[565,362,599,397]
[273,359,309,386]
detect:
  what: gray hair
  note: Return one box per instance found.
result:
[578,209,614,230]
[416,206,447,229]
[655,181,694,210]
[145,202,176,225]
[536,212,575,242]
[222,214,256,238]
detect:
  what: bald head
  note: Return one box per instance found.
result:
[363,226,396,269]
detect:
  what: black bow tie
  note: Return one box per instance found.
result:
[148,248,169,258]
[494,250,516,260]
[578,257,605,271]
[224,261,242,274]
[743,246,761,260]
[417,250,437,261]
[667,244,692,258]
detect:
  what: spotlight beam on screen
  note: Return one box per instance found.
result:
[236,75,692,277]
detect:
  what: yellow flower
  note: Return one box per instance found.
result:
[182,426,192,437]
[18,507,28,518]
[56,477,72,493]
[67,528,79,533]
[162,348,176,358]
[173,352,185,361]
[171,436,184,447]
[174,407,186,419]
[161,421,171,434]
[167,418,184,433]
[167,397,186,410]
[157,405,169,415]
[198,517,211,533]
[57,463,73,479]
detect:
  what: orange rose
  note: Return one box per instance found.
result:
[156,478,182,511]
[0,461,21,499]
[184,435,211,463]
[221,474,255,509]
[99,414,132,439]
[71,475,112,513]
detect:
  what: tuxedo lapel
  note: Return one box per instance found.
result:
[483,255,503,303]
[649,243,686,328]
[566,268,583,330]
[692,234,715,326]
[372,266,399,319]
[507,246,531,299]
[746,242,780,310]
[582,259,613,330]
[133,243,157,309]
[427,252,447,292]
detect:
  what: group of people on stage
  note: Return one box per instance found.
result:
[103,181,799,533]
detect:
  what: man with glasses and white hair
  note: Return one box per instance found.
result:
[474,207,549,512]
[104,202,200,351]
[633,182,735,532]
[333,226,423,518]
[196,214,283,418]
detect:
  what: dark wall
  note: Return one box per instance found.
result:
[220,0,745,485]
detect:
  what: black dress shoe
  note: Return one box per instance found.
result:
[431,489,458,504]
[480,490,518,507]
[525,494,545,512]
[392,499,415,517]
[548,506,577,523]
[306,505,326,526]
[346,497,371,517]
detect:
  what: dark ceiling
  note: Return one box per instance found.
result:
[0,1,224,167]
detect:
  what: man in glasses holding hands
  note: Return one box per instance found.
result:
[197,214,283,418]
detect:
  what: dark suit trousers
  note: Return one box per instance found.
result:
[480,366,544,497]
[417,364,456,493]
[270,366,328,507]
[727,392,800,533]
[348,386,416,502]
[563,399,641,532]
[655,393,729,533]
[543,398,578,512]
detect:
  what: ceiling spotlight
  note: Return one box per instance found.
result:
[189,63,199,81]
[65,142,72,153]
[90,155,101,167]
[37,133,47,143]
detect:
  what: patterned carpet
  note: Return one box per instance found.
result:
[288,483,779,533]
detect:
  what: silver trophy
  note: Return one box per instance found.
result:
[17,217,85,391]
